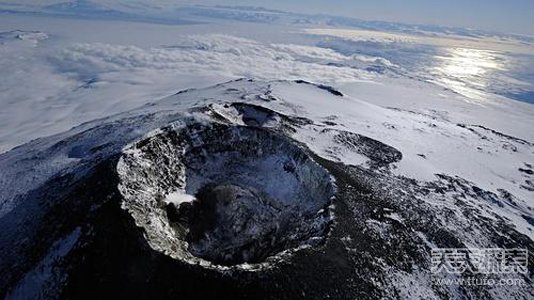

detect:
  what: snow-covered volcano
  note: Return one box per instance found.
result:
[0,79,533,299]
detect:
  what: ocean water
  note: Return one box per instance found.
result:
[428,48,534,104]
[318,38,534,104]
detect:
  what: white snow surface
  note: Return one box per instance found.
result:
[165,191,196,206]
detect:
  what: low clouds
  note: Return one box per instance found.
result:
[1,32,390,152]
[53,34,384,83]
[0,32,78,152]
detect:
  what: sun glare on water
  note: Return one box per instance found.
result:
[431,47,505,100]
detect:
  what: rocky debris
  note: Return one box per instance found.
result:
[293,80,344,97]
[208,103,282,128]
[328,129,403,167]
[457,123,533,147]
[522,180,534,191]
[206,102,313,134]
[206,103,404,170]
[519,168,534,175]
[417,153,427,159]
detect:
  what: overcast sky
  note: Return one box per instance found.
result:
[3,0,534,35]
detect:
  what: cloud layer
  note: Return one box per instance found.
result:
[53,34,383,82]
[0,32,388,152]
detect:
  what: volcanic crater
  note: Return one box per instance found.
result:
[117,122,336,270]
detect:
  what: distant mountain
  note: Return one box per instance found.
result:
[1,1,533,44]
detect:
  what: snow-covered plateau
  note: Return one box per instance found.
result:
[0,5,534,300]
